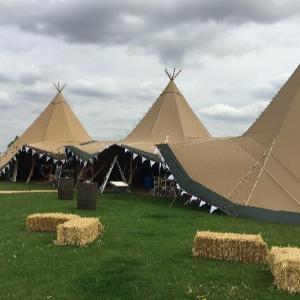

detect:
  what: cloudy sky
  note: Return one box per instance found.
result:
[0,0,299,151]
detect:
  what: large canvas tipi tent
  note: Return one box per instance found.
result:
[158,65,300,224]
[121,69,211,161]
[0,83,92,174]
[67,69,211,163]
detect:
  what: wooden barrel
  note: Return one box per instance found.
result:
[64,169,74,178]
[77,182,98,210]
[58,177,74,200]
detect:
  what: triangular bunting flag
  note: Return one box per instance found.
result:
[199,200,206,207]
[168,174,174,180]
[150,161,155,167]
[190,195,197,203]
[133,153,138,159]
[142,157,146,163]
[210,205,218,214]
[39,153,43,159]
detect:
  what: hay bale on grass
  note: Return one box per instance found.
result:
[193,231,268,263]
[267,247,300,294]
[26,213,80,232]
[55,217,103,246]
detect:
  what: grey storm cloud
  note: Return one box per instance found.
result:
[69,86,115,99]
[0,74,14,84]
[0,69,48,87]
[252,72,290,100]
[1,0,300,63]
[199,102,268,122]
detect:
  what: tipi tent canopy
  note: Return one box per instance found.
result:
[158,65,300,224]
[121,68,211,160]
[66,69,211,163]
[0,83,92,172]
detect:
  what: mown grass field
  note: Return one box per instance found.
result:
[0,181,55,191]
[0,182,299,299]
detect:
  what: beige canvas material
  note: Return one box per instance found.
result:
[166,65,300,214]
[123,79,211,155]
[0,91,92,170]
[70,140,115,156]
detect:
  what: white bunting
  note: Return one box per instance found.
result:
[168,174,174,180]
[39,153,43,159]
[176,183,180,189]
[13,156,16,161]
[25,146,29,153]
[89,158,93,164]
[150,161,155,167]
[61,159,66,164]
[210,205,218,214]
[133,153,138,159]
[125,148,129,153]
[190,195,197,203]
[199,200,206,207]
[94,155,98,160]
[142,157,146,163]
[46,156,50,162]
[7,165,10,170]
[32,149,36,155]
[84,161,87,167]
[53,159,57,164]
[154,147,159,154]
[180,190,186,196]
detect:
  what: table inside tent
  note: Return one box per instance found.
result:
[109,181,129,195]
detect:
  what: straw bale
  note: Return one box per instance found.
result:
[55,217,103,246]
[26,213,80,232]
[267,247,300,294]
[193,231,268,263]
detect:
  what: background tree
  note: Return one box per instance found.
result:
[7,136,19,148]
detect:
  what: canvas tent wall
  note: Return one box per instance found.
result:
[121,69,211,161]
[0,84,92,177]
[158,65,300,224]
[66,69,211,190]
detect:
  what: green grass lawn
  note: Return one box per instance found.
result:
[0,185,299,299]
[0,180,55,191]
